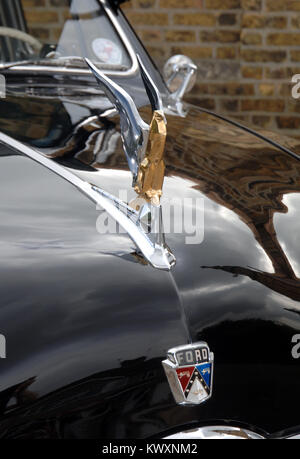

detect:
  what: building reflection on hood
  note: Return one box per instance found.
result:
[164,108,300,303]
[2,94,300,303]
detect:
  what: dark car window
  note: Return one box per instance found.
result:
[0,0,131,70]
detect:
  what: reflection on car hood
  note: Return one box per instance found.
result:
[2,93,300,309]
[1,94,300,434]
[2,93,300,308]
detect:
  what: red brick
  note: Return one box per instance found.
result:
[126,12,168,25]
[206,0,240,8]
[165,30,196,42]
[241,49,286,62]
[242,14,264,28]
[241,0,262,10]
[276,116,300,129]
[160,0,202,6]
[174,13,216,26]
[241,99,285,112]
[171,46,213,59]
[267,33,300,46]
[266,0,300,11]
[242,66,263,79]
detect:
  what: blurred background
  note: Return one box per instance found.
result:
[121,0,300,137]
[20,0,300,136]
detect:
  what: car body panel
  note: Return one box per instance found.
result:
[1,86,300,437]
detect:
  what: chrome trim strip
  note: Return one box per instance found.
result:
[163,426,265,440]
[0,132,175,270]
[0,0,138,78]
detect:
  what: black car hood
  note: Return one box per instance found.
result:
[1,92,300,437]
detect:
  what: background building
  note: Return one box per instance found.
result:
[122,0,300,136]
[20,0,300,136]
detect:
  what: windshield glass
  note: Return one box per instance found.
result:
[0,0,131,70]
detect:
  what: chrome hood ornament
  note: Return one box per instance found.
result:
[0,58,175,271]
[86,56,166,205]
[85,56,175,270]
[85,58,149,183]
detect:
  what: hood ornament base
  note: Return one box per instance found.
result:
[92,186,175,270]
[0,130,175,271]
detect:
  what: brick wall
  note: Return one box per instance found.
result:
[123,0,300,136]
[23,0,68,43]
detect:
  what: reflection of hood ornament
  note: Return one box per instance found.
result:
[85,57,175,270]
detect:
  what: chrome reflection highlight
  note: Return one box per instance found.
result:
[163,426,265,440]
[0,132,175,271]
[86,57,149,183]
[164,54,197,102]
[85,55,175,269]
[163,55,197,117]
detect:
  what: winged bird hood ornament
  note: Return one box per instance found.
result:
[85,56,175,270]
[86,56,166,205]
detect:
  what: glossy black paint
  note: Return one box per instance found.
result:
[1,4,300,439]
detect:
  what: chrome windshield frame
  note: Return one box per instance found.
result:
[0,0,138,78]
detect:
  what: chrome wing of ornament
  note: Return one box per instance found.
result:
[85,56,176,270]
[0,57,175,270]
[85,58,149,183]
[0,130,175,270]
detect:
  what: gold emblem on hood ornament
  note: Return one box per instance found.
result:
[134,109,166,207]
[85,56,175,270]
[133,55,167,207]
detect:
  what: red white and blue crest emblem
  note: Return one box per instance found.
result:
[162,342,213,405]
